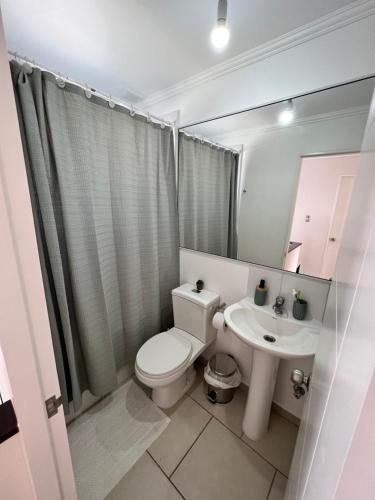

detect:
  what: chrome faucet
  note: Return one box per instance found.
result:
[273,296,285,315]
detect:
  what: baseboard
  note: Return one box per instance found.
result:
[272,402,301,427]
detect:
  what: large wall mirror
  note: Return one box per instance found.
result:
[178,77,375,280]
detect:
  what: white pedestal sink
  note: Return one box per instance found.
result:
[224,297,320,441]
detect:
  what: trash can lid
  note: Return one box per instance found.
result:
[209,353,237,378]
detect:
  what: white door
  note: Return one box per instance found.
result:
[0,9,76,500]
[286,94,375,499]
[320,175,355,279]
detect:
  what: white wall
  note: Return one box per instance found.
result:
[213,111,367,270]
[144,15,375,126]
[290,153,359,277]
[334,371,375,499]
[180,248,330,418]
[285,91,375,499]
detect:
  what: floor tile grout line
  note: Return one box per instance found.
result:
[265,469,277,500]
[168,415,213,479]
[274,469,288,480]
[236,425,288,476]
[187,393,244,437]
[146,450,187,500]
[218,414,283,476]
[149,389,288,498]
[188,393,289,478]
[239,432,290,478]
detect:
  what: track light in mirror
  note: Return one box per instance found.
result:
[211,0,230,50]
[278,99,294,126]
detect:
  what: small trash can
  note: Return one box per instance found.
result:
[204,353,241,404]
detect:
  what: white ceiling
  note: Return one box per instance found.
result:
[183,77,375,139]
[1,0,357,102]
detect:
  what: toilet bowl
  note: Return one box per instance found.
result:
[135,283,220,409]
[135,327,204,408]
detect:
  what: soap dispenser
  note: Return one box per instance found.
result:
[254,279,268,306]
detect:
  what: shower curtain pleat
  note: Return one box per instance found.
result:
[11,61,179,414]
[227,156,239,259]
[178,132,238,258]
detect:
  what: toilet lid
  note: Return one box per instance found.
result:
[136,329,192,378]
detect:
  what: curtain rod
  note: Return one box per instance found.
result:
[8,51,173,129]
[179,129,240,155]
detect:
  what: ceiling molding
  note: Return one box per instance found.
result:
[208,105,369,144]
[141,0,375,108]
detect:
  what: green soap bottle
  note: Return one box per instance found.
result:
[254,279,268,306]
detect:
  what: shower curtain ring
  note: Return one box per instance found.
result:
[84,83,92,99]
[23,60,33,75]
[56,72,66,88]
[147,113,151,123]
[108,96,115,109]
[130,105,135,117]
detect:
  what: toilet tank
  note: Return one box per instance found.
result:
[172,283,220,343]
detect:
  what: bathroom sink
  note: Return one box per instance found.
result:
[224,297,321,441]
[224,297,320,359]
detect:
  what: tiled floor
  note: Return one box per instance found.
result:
[106,365,298,500]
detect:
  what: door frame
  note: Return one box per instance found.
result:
[0,9,76,499]
[284,151,360,276]
[320,173,356,278]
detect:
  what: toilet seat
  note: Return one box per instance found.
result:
[135,328,192,381]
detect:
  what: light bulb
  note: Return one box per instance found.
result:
[278,100,294,126]
[210,23,230,50]
[211,1,230,50]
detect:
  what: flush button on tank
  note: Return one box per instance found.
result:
[193,279,204,293]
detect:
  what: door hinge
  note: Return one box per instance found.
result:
[45,394,63,418]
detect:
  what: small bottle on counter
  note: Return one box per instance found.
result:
[254,279,268,306]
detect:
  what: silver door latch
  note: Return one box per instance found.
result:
[45,394,63,418]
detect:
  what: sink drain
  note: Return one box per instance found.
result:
[263,334,276,343]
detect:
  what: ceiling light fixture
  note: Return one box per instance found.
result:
[278,99,294,126]
[210,0,230,50]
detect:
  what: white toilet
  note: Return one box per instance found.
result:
[135,283,220,409]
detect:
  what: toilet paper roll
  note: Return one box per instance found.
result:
[212,311,226,331]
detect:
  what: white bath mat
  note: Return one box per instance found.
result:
[68,379,170,500]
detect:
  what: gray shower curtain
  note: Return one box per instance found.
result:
[178,132,238,258]
[11,61,179,413]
